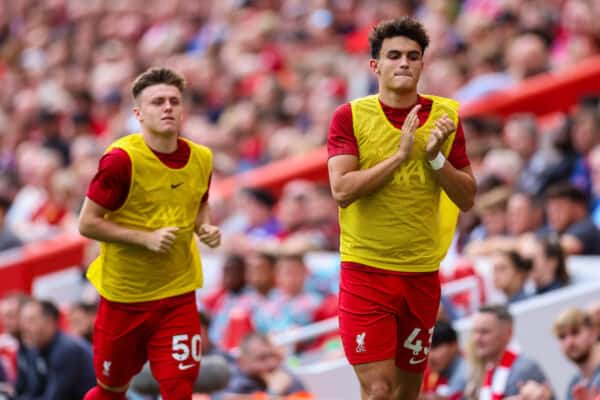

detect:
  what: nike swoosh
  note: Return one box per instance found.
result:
[171,182,183,189]
[178,363,195,370]
[409,357,427,365]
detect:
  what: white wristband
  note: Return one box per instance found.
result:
[429,153,446,170]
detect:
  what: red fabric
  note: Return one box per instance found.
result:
[87,138,210,211]
[327,96,470,169]
[338,266,440,372]
[83,386,127,400]
[93,292,200,390]
[422,368,449,393]
[222,308,255,350]
[482,349,518,400]
[30,201,68,225]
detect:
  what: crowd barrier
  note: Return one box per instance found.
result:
[0,234,87,298]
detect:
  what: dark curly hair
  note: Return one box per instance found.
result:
[369,17,430,59]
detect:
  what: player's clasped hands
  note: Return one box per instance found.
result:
[196,223,221,248]
[426,113,455,159]
[144,226,179,253]
[397,104,421,159]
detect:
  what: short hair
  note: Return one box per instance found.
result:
[496,250,533,274]
[241,187,276,209]
[369,17,430,59]
[131,67,185,99]
[71,301,98,315]
[538,235,569,285]
[553,308,593,337]
[478,304,513,324]
[431,320,458,348]
[545,182,588,206]
[25,299,60,322]
[239,332,270,355]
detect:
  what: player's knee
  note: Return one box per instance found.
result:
[363,380,396,400]
[83,386,127,400]
[158,379,194,400]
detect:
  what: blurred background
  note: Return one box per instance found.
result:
[0,0,599,399]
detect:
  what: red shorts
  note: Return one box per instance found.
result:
[338,263,441,373]
[93,292,201,390]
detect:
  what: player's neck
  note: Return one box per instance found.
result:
[378,90,418,109]
[142,130,178,154]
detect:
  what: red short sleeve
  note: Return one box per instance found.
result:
[327,103,358,158]
[86,148,132,211]
[447,119,470,169]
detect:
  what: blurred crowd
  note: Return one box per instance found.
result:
[0,0,600,398]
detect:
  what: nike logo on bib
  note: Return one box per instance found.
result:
[171,182,183,189]
[178,363,195,370]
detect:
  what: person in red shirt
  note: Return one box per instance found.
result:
[79,68,220,400]
[327,17,476,400]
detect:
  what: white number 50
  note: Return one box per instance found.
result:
[172,334,202,362]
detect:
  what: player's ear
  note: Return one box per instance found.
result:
[132,105,142,122]
[369,59,380,75]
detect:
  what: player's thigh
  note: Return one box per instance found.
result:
[395,272,440,373]
[338,286,398,365]
[147,297,201,385]
[93,299,149,389]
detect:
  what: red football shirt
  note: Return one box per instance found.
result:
[87,138,210,210]
[327,95,470,169]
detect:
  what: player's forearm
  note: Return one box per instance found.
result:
[78,214,147,247]
[331,153,406,208]
[432,163,476,212]
[194,202,210,233]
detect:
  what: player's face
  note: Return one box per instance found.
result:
[370,36,423,93]
[557,324,596,364]
[134,84,183,136]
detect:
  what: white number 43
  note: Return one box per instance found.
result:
[403,327,434,356]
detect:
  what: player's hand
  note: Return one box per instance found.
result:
[143,227,178,253]
[396,104,421,160]
[197,224,221,248]
[426,114,455,160]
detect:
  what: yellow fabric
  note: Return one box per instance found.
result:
[339,94,460,272]
[87,134,212,302]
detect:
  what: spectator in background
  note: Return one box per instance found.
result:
[506,191,545,236]
[521,235,570,295]
[467,186,511,244]
[17,298,95,399]
[224,333,306,397]
[252,254,321,335]
[244,251,277,300]
[67,301,97,345]
[545,182,600,255]
[553,308,600,400]
[202,254,250,346]
[589,144,600,227]
[464,305,553,399]
[420,320,467,400]
[0,293,29,386]
[491,250,533,304]
[0,197,22,251]
[570,96,600,196]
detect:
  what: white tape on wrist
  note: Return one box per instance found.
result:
[429,152,446,170]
